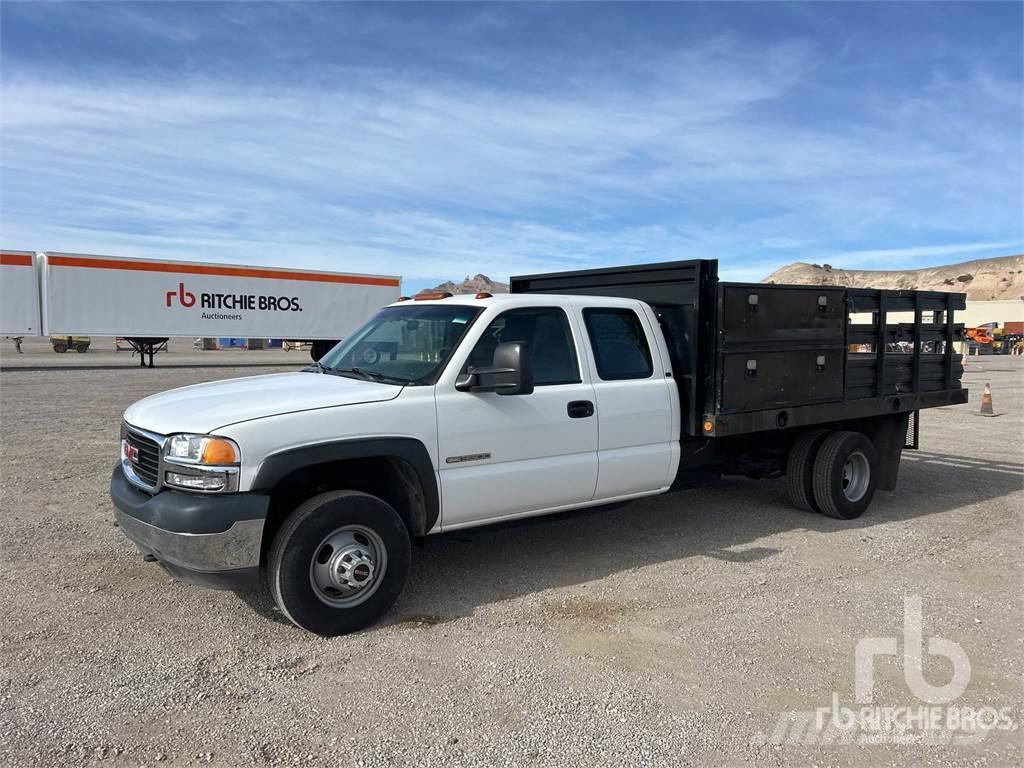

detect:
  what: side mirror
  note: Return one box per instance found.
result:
[455,341,534,395]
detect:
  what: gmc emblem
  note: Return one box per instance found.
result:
[124,443,139,463]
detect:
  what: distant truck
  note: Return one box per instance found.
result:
[110,259,968,636]
[0,251,400,366]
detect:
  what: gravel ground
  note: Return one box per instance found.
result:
[1,357,1021,767]
[0,336,311,370]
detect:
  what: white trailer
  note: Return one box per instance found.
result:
[1,250,42,336]
[37,252,401,365]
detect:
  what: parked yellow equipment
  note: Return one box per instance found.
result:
[50,335,91,353]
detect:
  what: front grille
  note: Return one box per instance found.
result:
[125,430,161,487]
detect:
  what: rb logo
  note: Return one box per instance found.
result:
[855,596,971,704]
[166,282,196,308]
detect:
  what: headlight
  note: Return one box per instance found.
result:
[167,434,239,465]
[163,434,240,493]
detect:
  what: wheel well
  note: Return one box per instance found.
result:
[259,456,426,561]
[721,412,908,485]
[776,413,908,490]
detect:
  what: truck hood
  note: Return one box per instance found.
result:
[123,371,402,435]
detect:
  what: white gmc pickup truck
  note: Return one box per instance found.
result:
[111,260,967,635]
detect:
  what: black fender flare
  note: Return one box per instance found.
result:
[250,437,439,535]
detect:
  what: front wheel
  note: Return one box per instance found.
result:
[812,431,878,520]
[267,491,411,636]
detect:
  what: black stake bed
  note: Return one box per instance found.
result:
[511,259,967,439]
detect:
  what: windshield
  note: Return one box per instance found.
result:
[316,304,482,385]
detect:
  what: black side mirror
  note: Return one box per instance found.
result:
[455,341,534,395]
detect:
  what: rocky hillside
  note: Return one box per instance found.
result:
[431,274,509,294]
[763,254,1024,301]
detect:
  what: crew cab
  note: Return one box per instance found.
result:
[110,259,968,635]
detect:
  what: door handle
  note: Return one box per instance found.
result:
[567,400,594,418]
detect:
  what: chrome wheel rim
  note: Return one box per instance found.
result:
[842,451,870,502]
[309,525,387,608]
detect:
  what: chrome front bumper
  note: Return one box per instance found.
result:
[113,509,264,572]
[110,465,269,590]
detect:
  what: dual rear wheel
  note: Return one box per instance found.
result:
[786,430,878,519]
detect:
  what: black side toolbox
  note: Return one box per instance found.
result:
[716,284,846,413]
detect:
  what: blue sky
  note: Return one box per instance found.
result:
[1,2,1021,293]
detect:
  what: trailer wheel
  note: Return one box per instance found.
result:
[310,341,337,362]
[267,491,411,636]
[812,431,878,519]
[785,428,830,512]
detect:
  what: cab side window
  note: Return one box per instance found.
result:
[583,307,653,380]
[465,307,580,386]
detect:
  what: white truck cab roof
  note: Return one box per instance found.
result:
[386,292,648,311]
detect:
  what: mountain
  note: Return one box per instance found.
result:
[762,254,1024,301]
[431,274,509,295]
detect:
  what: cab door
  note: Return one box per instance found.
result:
[435,305,598,528]
[579,304,676,498]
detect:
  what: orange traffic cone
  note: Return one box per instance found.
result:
[978,382,998,417]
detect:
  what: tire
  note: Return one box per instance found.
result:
[53,343,67,353]
[310,340,337,362]
[76,344,89,353]
[785,428,830,512]
[812,431,878,520]
[267,490,411,636]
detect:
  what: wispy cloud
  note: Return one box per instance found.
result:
[0,4,1021,290]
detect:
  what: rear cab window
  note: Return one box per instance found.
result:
[583,307,653,381]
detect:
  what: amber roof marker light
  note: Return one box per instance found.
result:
[475,292,493,299]
[413,291,453,301]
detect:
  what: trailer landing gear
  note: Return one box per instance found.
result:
[124,337,169,368]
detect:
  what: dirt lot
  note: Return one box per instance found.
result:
[1,357,1021,767]
[0,336,311,370]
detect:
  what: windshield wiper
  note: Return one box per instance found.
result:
[333,367,407,385]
